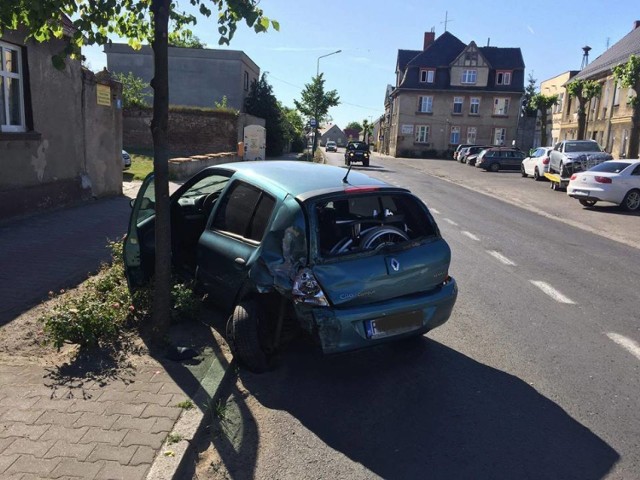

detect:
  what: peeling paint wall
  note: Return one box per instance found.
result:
[0,28,123,220]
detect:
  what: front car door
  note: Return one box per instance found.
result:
[123,168,234,290]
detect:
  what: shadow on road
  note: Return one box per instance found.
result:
[231,338,619,479]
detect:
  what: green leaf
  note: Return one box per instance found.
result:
[271,20,280,31]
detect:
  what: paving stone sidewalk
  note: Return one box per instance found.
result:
[0,183,225,479]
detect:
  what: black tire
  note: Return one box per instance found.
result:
[364,159,370,167]
[490,162,500,172]
[621,189,640,212]
[359,225,409,251]
[344,158,349,166]
[521,166,527,177]
[579,199,597,207]
[226,301,271,373]
[534,168,542,181]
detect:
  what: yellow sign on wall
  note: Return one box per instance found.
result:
[97,84,111,106]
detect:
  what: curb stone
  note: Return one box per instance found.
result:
[145,354,233,480]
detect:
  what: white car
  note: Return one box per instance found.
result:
[521,147,553,181]
[567,160,640,211]
[122,150,132,170]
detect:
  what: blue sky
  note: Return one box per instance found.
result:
[83,0,637,128]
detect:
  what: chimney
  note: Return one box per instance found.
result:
[423,31,435,50]
[634,20,640,30]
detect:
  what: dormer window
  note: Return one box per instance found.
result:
[420,69,435,83]
[461,69,477,84]
[496,71,512,86]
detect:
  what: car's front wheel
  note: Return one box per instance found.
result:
[226,300,271,373]
[621,189,640,212]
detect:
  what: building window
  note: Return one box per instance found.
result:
[493,128,506,145]
[613,83,621,106]
[244,71,249,91]
[470,97,480,114]
[420,69,435,83]
[461,69,477,84]
[418,96,433,113]
[554,93,564,114]
[0,41,26,133]
[496,71,512,85]
[467,127,477,144]
[450,126,460,144]
[493,98,510,116]
[415,125,430,143]
[453,96,463,114]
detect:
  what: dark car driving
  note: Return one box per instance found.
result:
[345,141,371,167]
[125,162,457,372]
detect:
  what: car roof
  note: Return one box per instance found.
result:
[212,161,395,198]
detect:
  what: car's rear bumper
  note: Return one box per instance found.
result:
[567,186,619,203]
[307,279,457,354]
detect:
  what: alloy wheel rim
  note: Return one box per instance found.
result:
[627,192,640,210]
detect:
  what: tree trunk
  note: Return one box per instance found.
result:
[577,99,587,140]
[149,0,172,341]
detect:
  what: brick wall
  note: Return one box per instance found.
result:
[123,107,239,157]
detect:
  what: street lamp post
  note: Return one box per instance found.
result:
[312,49,341,156]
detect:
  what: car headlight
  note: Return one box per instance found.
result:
[364,152,369,157]
[349,152,354,156]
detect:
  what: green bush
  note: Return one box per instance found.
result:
[41,241,200,352]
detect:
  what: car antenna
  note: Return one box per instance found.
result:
[342,165,353,184]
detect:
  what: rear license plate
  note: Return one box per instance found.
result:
[365,310,423,339]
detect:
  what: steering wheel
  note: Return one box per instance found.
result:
[202,192,220,215]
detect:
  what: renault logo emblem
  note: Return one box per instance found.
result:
[390,258,400,272]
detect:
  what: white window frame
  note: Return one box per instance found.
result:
[418,95,433,113]
[461,69,477,84]
[470,97,480,114]
[419,69,435,83]
[450,126,460,145]
[0,41,26,133]
[467,127,477,144]
[415,125,430,143]
[493,127,506,145]
[453,96,463,114]
[493,97,510,116]
[496,71,511,85]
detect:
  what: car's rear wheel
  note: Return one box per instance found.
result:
[621,189,640,212]
[490,163,500,172]
[534,168,542,181]
[226,300,271,373]
[579,199,597,207]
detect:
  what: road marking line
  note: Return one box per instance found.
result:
[430,208,440,214]
[530,281,576,304]
[487,250,516,266]
[443,218,458,226]
[606,333,640,361]
[461,231,480,241]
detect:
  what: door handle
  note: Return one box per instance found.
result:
[234,257,246,266]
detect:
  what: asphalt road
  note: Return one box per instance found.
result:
[198,151,640,480]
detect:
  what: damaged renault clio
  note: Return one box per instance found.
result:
[124,161,457,372]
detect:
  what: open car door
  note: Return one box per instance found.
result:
[123,173,157,290]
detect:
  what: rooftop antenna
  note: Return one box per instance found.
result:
[342,165,353,184]
[581,45,591,69]
[440,11,453,32]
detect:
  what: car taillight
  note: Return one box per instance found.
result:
[542,157,550,165]
[292,268,329,306]
[570,174,577,180]
[595,176,612,184]
[345,186,380,193]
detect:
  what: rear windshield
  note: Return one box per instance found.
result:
[347,142,369,151]
[589,162,631,173]
[313,193,438,257]
[565,142,602,153]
